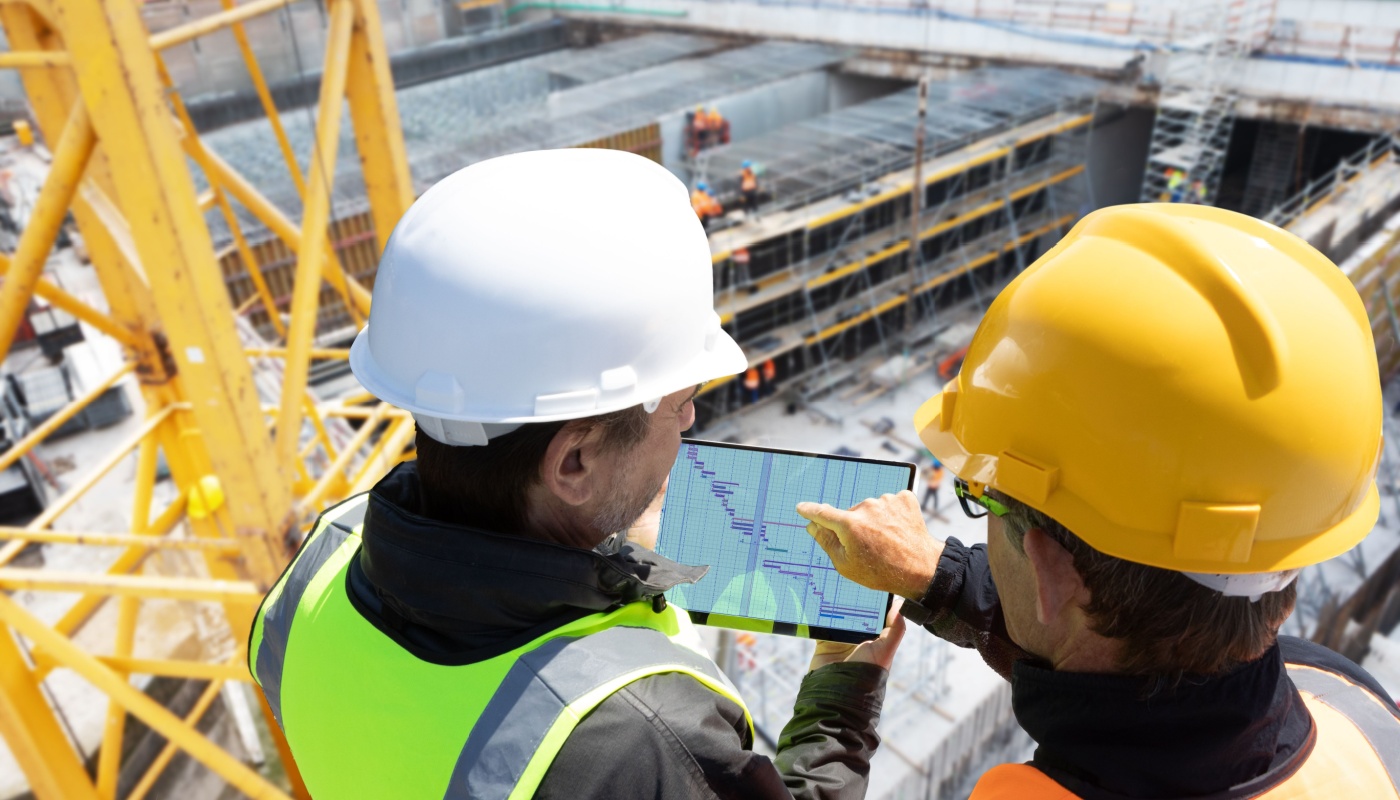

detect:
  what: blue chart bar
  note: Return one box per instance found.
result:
[656,443,908,635]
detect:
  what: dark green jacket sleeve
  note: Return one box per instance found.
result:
[537,662,887,799]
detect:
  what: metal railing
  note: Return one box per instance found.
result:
[1263,131,1400,230]
[1264,18,1400,67]
[680,0,1273,48]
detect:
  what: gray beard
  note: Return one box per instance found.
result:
[591,467,666,538]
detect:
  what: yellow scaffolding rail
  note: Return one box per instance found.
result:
[0,0,414,797]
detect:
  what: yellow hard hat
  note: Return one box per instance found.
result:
[915,203,1381,574]
[187,474,226,520]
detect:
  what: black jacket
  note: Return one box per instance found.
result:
[902,536,1400,800]
[347,464,888,799]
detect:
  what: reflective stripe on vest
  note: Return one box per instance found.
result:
[250,495,368,727]
[446,624,742,798]
[247,492,752,799]
[1280,665,1400,796]
[968,663,1400,800]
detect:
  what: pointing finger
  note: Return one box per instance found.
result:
[795,501,851,532]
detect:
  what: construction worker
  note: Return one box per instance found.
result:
[248,150,904,798]
[690,104,710,155]
[1165,167,1186,202]
[691,181,722,229]
[921,459,943,514]
[740,159,760,214]
[707,106,728,146]
[1190,178,1208,204]
[797,204,1400,798]
[760,357,777,397]
[743,365,761,403]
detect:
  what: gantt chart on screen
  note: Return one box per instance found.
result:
[656,442,908,635]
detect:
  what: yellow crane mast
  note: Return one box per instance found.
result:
[0,0,414,796]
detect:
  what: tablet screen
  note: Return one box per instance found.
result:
[654,439,913,643]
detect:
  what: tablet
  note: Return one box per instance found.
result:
[654,439,915,643]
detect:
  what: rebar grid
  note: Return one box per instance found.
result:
[198,38,843,247]
[695,68,1100,213]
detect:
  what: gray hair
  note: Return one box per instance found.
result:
[986,490,1296,681]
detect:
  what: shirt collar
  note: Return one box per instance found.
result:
[1011,644,1313,799]
[350,462,706,660]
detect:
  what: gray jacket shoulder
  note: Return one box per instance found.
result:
[536,671,787,799]
[536,662,888,800]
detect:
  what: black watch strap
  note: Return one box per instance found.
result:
[898,596,936,626]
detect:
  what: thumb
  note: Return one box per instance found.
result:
[805,520,845,563]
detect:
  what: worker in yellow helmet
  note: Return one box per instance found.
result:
[797,204,1400,799]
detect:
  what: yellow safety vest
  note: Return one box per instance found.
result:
[248,494,753,799]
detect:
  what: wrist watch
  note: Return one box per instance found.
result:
[897,594,937,626]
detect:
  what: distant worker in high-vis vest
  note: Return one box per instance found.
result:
[798,204,1400,799]
[249,149,904,800]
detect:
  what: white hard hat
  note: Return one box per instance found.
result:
[349,149,746,446]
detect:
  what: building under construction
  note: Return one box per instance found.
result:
[0,0,1398,797]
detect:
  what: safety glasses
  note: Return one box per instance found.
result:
[954,477,1010,519]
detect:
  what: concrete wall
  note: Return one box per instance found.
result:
[660,68,902,180]
[827,72,905,112]
[1086,105,1154,209]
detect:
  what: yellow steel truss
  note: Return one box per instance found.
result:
[0,0,413,796]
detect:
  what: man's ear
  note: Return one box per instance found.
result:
[538,423,598,507]
[1023,528,1085,626]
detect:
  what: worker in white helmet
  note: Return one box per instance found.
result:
[248,149,904,799]
[797,204,1400,798]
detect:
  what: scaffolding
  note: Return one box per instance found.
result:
[1137,0,1274,205]
[695,67,1101,215]
[690,69,1099,425]
[200,31,729,246]
[1264,131,1400,233]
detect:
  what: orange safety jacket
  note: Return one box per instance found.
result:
[927,466,944,489]
[743,367,761,390]
[741,168,758,192]
[691,190,720,219]
[971,662,1400,798]
[761,359,776,381]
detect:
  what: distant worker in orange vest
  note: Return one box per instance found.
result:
[690,182,722,230]
[921,459,944,514]
[760,357,776,397]
[707,107,727,146]
[743,366,761,404]
[690,105,710,155]
[740,160,760,215]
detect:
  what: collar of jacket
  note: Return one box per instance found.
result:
[346,462,708,666]
[1012,643,1314,800]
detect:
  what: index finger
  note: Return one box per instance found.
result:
[795,501,852,533]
